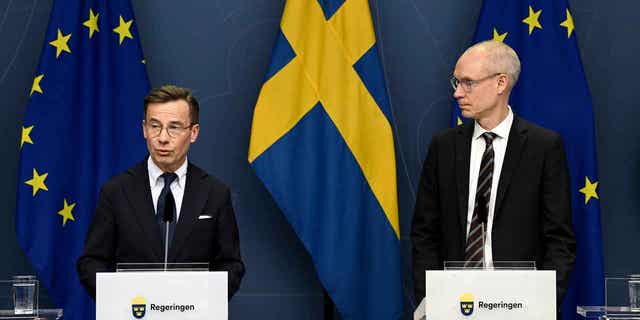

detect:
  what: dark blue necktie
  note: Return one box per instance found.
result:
[157,172,178,248]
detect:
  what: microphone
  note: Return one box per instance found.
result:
[477,197,488,224]
[163,191,175,271]
[163,191,175,223]
[477,197,488,269]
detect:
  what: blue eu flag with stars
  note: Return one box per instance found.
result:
[16,0,149,319]
[453,1,605,318]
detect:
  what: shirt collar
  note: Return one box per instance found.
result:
[147,156,188,188]
[472,106,514,140]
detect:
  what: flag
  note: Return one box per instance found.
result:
[16,1,149,319]
[453,1,604,318]
[248,0,403,318]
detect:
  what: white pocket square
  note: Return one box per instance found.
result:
[198,215,213,220]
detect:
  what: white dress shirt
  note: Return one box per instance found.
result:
[466,107,513,267]
[148,157,187,221]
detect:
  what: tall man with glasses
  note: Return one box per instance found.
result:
[77,85,245,299]
[411,40,576,314]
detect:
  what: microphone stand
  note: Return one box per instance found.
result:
[163,192,175,272]
[478,200,488,270]
[481,222,486,269]
[164,222,170,271]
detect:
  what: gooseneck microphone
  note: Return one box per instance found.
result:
[478,198,488,269]
[163,191,176,271]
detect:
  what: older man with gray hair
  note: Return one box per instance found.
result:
[411,40,576,315]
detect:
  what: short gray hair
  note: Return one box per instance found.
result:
[467,40,521,89]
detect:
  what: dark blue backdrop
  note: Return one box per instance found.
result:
[0,0,636,318]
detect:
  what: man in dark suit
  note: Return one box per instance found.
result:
[77,85,245,299]
[411,41,576,310]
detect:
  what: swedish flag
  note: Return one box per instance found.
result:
[16,1,149,319]
[453,1,605,318]
[249,0,403,318]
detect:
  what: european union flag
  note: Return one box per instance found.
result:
[453,1,605,318]
[248,0,404,318]
[16,1,149,319]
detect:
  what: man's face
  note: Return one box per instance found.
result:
[143,100,199,172]
[452,49,501,120]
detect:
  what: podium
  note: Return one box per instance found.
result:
[415,261,556,320]
[97,263,227,320]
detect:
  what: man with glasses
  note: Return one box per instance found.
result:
[77,85,245,299]
[411,41,575,314]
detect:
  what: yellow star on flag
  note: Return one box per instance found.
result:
[560,8,575,38]
[113,15,133,45]
[492,28,508,42]
[579,176,599,204]
[83,9,100,39]
[25,168,48,197]
[522,5,543,35]
[457,116,463,126]
[49,28,72,58]
[30,74,44,96]
[58,198,76,226]
[21,125,34,149]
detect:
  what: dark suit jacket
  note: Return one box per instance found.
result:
[411,116,576,308]
[77,160,245,299]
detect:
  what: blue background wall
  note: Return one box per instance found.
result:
[0,0,637,318]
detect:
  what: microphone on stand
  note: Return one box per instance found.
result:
[477,198,488,269]
[163,191,176,271]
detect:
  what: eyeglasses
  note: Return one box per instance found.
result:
[450,73,502,92]
[145,121,195,138]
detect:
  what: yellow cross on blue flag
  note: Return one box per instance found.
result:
[248,0,404,318]
[453,1,604,318]
[16,1,149,319]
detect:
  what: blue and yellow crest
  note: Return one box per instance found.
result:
[459,292,475,316]
[131,296,147,319]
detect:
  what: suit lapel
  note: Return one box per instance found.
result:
[169,163,209,261]
[456,122,474,242]
[494,117,527,219]
[123,161,163,260]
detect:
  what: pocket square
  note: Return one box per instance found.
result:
[198,215,213,220]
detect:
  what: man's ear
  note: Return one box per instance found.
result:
[190,124,200,143]
[142,120,148,139]
[497,74,509,95]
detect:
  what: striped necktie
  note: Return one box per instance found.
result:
[465,132,497,267]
